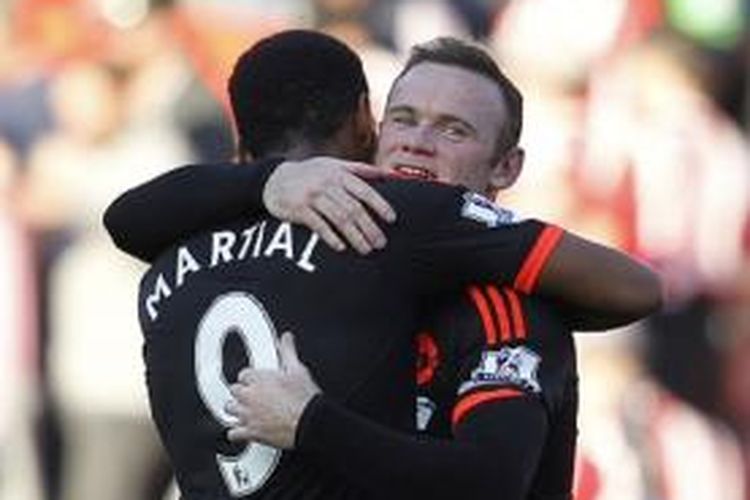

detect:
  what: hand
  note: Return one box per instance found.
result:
[263,157,397,254]
[225,332,321,449]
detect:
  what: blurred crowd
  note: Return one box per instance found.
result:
[0,0,748,499]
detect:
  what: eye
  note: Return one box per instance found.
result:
[439,122,471,141]
[387,110,416,128]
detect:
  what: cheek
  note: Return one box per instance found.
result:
[373,140,387,165]
[436,148,488,186]
[442,167,478,186]
[374,129,399,160]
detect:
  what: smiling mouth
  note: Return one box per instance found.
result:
[393,165,438,181]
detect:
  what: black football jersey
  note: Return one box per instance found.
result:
[416,286,579,498]
[138,179,561,499]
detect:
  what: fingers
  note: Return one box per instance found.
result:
[347,213,386,255]
[227,426,252,442]
[265,158,397,255]
[342,175,397,223]
[344,162,391,180]
[336,179,394,252]
[316,184,391,255]
[312,193,374,255]
[225,399,255,442]
[278,332,303,373]
[297,209,346,252]
[226,397,241,415]
[237,368,255,385]
[225,392,252,442]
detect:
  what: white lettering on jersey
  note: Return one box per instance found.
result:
[237,225,260,260]
[460,192,520,228]
[176,246,202,287]
[210,231,237,267]
[251,221,267,257]
[146,273,172,321]
[143,220,321,323]
[416,396,437,432]
[194,292,282,494]
[459,346,541,395]
[296,233,320,272]
[264,222,294,260]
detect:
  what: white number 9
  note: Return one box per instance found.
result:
[194,292,281,496]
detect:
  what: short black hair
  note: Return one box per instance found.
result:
[395,37,522,158]
[228,30,368,158]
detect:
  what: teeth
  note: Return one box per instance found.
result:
[394,165,436,180]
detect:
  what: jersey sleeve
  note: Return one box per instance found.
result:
[294,289,579,500]
[449,287,575,428]
[103,159,281,262]
[377,180,564,295]
[296,393,549,500]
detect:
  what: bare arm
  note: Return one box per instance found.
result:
[536,232,663,330]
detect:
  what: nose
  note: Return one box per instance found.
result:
[400,124,436,157]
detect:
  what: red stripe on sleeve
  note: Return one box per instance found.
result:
[452,388,524,427]
[503,288,527,340]
[467,286,497,345]
[513,225,564,294]
[485,285,512,343]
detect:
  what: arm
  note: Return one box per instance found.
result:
[103,160,280,261]
[533,232,663,330]
[226,333,549,500]
[264,164,662,326]
[103,158,395,261]
[297,395,547,500]
[393,184,662,328]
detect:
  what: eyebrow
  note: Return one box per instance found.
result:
[385,104,414,115]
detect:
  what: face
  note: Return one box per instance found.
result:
[375,62,511,195]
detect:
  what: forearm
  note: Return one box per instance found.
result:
[537,232,663,329]
[296,395,546,500]
[103,159,280,261]
[560,305,647,331]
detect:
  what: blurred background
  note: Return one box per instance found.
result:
[0,0,748,499]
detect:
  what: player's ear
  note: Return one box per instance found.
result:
[355,93,375,138]
[237,149,255,164]
[234,138,255,164]
[353,92,377,158]
[489,146,524,193]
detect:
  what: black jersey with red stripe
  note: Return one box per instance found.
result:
[137,178,559,499]
[416,286,578,498]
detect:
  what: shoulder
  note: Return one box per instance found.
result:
[373,178,465,207]
[450,288,575,401]
[439,288,571,350]
[374,179,526,229]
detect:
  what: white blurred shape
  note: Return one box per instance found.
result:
[98,0,149,30]
[494,0,627,84]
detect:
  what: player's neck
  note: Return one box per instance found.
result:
[274,141,343,162]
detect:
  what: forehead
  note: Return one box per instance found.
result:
[388,62,507,124]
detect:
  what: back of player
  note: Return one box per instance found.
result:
[139,179,554,499]
[141,216,413,499]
